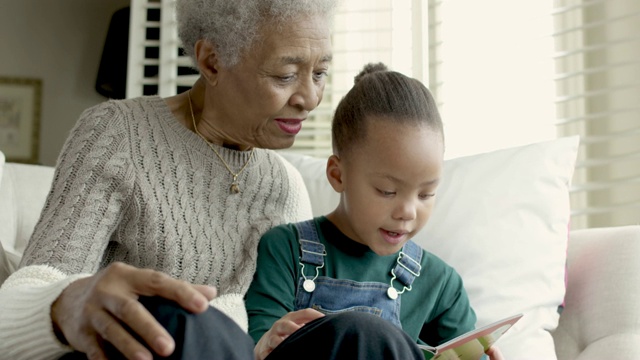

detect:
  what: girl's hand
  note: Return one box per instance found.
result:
[486,345,505,360]
[254,308,324,360]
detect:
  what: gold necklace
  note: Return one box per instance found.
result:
[188,90,255,194]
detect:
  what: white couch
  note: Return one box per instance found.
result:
[1,152,640,359]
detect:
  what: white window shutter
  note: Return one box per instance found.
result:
[127,0,193,98]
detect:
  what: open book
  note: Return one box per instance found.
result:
[420,313,523,360]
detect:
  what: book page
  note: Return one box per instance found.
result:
[420,313,523,360]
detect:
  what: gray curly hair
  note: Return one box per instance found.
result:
[176,0,338,67]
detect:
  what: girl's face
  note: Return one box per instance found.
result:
[326,117,444,256]
[202,15,333,150]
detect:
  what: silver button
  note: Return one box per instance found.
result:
[303,279,316,292]
[387,287,398,299]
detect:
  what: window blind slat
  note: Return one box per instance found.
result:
[554,0,640,228]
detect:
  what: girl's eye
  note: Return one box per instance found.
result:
[377,189,396,196]
[419,193,436,200]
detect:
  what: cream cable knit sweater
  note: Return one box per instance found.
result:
[0,96,312,360]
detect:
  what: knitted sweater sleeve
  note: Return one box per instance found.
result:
[0,101,135,359]
[21,101,135,273]
[0,266,89,359]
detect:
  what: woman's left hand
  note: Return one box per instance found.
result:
[486,345,505,360]
[254,308,324,360]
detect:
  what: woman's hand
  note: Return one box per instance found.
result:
[486,345,505,360]
[254,308,324,360]
[51,262,217,360]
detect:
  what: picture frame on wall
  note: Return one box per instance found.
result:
[0,77,41,164]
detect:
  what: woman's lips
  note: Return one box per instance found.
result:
[275,119,303,135]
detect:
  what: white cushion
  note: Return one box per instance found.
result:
[0,161,56,283]
[0,150,10,285]
[278,152,339,217]
[0,150,4,184]
[281,136,579,359]
[554,225,640,360]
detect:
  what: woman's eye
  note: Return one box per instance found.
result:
[313,71,328,81]
[278,75,295,82]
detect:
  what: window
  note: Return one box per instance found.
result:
[431,0,556,160]
[127,0,640,229]
[326,0,557,160]
[292,0,430,157]
[553,0,640,229]
[127,0,555,159]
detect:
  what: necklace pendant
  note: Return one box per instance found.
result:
[189,91,255,196]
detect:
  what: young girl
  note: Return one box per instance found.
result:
[246,63,503,360]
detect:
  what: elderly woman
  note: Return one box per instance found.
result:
[0,1,427,360]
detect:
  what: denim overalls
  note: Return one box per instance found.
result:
[293,219,422,329]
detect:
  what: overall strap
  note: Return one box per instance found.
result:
[294,219,326,266]
[391,240,423,288]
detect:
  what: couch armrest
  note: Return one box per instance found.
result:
[554,225,640,360]
[0,162,55,281]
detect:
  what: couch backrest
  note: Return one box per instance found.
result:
[278,152,339,217]
[0,162,55,281]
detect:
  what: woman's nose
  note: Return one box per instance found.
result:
[290,77,322,111]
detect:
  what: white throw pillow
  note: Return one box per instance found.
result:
[281,136,579,359]
[416,136,579,359]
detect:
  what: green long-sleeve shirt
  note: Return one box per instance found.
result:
[245,216,476,347]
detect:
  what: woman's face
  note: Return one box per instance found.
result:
[206,15,333,150]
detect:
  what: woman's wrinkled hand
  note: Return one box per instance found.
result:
[51,262,217,360]
[254,308,324,360]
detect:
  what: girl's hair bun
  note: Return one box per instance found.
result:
[354,62,389,84]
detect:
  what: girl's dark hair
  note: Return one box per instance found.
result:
[331,62,443,155]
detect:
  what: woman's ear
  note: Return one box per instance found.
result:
[326,155,345,193]
[194,39,220,86]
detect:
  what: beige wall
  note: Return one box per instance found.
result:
[0,0,130,166]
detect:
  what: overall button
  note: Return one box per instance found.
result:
[303,279,316,292]
[387,287,398,300]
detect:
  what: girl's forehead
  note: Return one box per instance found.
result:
[354,122,443,160]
